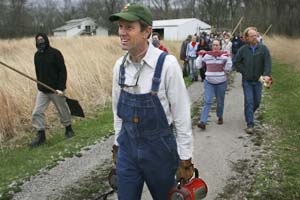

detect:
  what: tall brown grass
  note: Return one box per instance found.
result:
[1,35,296,141]
[264,35,300,70]
[0,36,181,141]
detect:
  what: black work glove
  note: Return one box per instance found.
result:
[108,145,118,190]
[175,158,195,184]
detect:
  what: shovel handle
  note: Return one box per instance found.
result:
[0,60,58,94]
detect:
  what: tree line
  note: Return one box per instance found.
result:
[0,0,299,39]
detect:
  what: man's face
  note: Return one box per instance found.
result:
[118,19,150,51]
[247,29,258,45]
[36,35,46,52]
[191,36,197,42]
[36,36,45,44]
[152,35,159,41]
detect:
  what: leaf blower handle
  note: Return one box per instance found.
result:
[176,158,195,184]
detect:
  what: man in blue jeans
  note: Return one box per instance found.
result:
[108,3,194,199]
[234,27,272,134]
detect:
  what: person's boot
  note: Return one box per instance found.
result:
[29,130,46,147]
[65,125,74,139]
[197,121,206,130]
[217,118,223,125]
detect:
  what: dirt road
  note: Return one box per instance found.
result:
[13,73,260,200]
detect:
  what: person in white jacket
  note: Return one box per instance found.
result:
[196,39,232,130]
[222,32,233,55]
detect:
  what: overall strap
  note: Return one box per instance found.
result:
[151,52,168,95]
[118,53,129,88]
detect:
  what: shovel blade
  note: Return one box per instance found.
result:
[66,98,85,118]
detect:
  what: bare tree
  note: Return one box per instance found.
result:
[0,0,299,38]
[5,0,30,37]
[151,0,172,19]
[29,0,64,35]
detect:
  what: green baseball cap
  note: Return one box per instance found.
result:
[109,3,153,26]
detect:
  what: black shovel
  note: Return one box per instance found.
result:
[0,60,85,118]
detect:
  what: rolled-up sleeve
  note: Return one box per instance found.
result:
[195,56,203,69]
[165,56,193,160]
[112,58,123,145]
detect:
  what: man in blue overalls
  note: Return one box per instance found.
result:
[109,3,194,200]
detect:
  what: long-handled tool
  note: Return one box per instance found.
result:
[0,60,85,118]
[263,24,272,37]
[230,16,244,38]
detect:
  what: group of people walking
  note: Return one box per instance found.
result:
[28,2,272,199]
[109,4,272,198]
[179,27,271,135]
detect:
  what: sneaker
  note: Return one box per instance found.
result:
[217,118,223,125]
[197,121,206,130]
[245,127,254,134]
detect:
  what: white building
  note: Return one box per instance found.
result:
[152,18,211,41]
[53,17,108,37]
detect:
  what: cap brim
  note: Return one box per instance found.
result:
[109,13,140,22]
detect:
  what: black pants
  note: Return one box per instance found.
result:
[199,68,206,81]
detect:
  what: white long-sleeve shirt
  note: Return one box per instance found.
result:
[112,44,193,160]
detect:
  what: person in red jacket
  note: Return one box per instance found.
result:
[152,32,168,53]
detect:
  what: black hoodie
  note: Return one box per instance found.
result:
[34,33,67,93]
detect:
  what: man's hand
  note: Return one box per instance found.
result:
[55,90,64,96]
[259,76,273,89]
[227,51,231,57]
[176,158,194,184]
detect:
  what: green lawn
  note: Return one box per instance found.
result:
[247,60,300,199]
[0,76,192,200]
[2,64,299,199]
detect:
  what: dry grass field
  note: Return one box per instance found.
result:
[264,36,300,70]
[0,36,181,140]
[0,35,298,140]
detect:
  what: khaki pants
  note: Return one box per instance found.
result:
[32,91,71,131]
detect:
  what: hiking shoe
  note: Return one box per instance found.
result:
[29,130,46,147]
[245,127,254,134]
[197,121,206,130]
[217,118,223,125]
[65,125,75,139]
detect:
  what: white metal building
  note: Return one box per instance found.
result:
[152,18,211,41]
[53,17,108,37]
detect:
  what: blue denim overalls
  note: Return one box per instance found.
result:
[116,52,179,200]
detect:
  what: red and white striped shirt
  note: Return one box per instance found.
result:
[196,51,232,84]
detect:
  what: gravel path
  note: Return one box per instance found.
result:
[13,73,259,200]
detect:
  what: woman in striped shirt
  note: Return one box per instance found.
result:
[195,39,232,130]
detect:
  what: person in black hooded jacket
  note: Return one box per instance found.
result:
[29,33,74,147]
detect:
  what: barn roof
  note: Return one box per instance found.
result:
[153,18,211,29]
[53,17,95,32]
